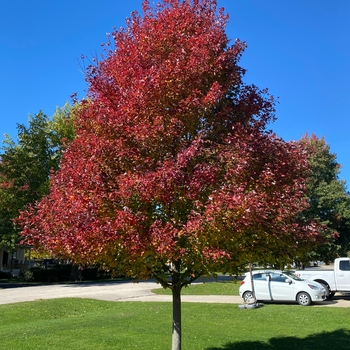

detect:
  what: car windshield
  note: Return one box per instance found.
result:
[283,271,303,281]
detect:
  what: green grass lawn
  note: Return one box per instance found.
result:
[152,280,241,295]
[0,296,349,349]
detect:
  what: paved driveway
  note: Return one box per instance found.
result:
[0,280,158,305]
[0,280,350,306]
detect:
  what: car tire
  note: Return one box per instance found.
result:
[242,291,255,304]
[297,292,311,306]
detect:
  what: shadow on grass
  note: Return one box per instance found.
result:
[206,329,350,350]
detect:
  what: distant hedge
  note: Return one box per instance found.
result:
[20,265,112,282]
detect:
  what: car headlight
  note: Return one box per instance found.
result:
[308,284,320,290]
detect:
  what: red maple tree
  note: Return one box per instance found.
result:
[19,1,321,349]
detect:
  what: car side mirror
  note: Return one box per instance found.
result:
[285,279,292,284]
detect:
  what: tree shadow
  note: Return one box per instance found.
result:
[206,329,350,350]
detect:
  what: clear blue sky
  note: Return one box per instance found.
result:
[1,1,349,182]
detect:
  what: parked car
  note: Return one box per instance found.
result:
[295,257,350,299]
[239,270,326,306]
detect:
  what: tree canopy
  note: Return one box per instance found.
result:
[0,103,75,249]
[18,1,322,349]
[299,133,350,262]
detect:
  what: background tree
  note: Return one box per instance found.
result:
[0,103,75,250]
[299,133,350,263]
[19,1,321,349]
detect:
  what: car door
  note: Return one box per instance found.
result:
[251,273,271,300]
[335,260,350,291]
[269,272,294,301]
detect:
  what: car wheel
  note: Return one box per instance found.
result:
[297,292,311,306]
[329,292,335,299]
[242,291,255,304]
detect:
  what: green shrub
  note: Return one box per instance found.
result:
[30,265,71,282]
[19,269,34,282]
[82,266,111,280]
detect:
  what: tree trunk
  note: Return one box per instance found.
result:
[171,283,182,350]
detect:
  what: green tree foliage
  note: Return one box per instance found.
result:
[300,133,350,262]
[0,103,75,249]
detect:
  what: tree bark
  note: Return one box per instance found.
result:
[171,283,182,350]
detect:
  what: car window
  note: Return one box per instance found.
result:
[339,260,350,271]
[252,273,267,281]
[270,272,287,283]
[283,271,303,281]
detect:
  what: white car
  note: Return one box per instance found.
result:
[239,270,326,306]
